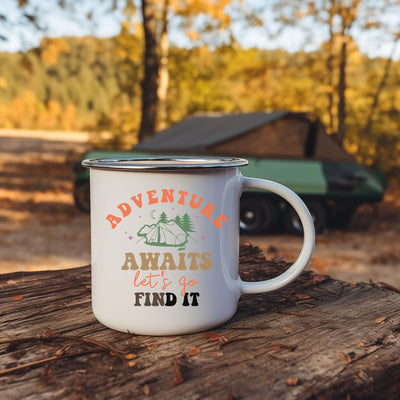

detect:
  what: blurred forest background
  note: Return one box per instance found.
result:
[0,0,399,173]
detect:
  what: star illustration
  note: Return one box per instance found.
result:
[128,235,133,240]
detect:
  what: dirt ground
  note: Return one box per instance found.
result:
[1,129,400,288]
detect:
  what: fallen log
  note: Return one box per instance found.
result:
[1,244,399,399]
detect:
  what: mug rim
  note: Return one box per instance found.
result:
[82,156,249,171]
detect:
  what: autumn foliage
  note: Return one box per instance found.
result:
[0,32,399,172]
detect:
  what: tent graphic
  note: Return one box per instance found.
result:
[137,212,195,247]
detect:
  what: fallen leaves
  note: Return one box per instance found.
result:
[282,327,293,334]
[375,316,386,324]
[295,293,310,300]
[312,274,329,283]
[12,295,23,301]
[141,384,150,396]
[124,352,137,368]
[271,343,297,351]
[204,332,220,340]
[286,377,299,386]
[339,352,352,365]
[188,347,201,356]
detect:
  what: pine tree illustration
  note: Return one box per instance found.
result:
[181,213,195,233]
[174,215,182,228]
[159,212,168,223]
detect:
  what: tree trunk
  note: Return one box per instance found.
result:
[139,0,159,142]
[337,35,347,146]
[326,1,335,134]
[336,1,361,146]
[364,36,399,134]
[157,0,170,131]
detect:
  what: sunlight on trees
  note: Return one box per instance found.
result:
[0,0,399,173]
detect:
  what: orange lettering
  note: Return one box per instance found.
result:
[161,189,174,203]
[131,193,143,208]
[106,214,121,229]
[133,271,162,289]
[117,202,131,217]
[179,276,200,296]
[162,273,173,290]
[190,194,203,209]
[201,202,215,219]
[212,213,228,228]
[147,190,158,205]
[178,190,188,204]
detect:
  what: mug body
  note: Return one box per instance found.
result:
[86,157,247,335]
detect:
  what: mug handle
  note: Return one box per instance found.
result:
[239,176,315,295]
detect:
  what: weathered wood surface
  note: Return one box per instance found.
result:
[1,244,400,400]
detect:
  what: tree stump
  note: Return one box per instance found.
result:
[1,244,399,399]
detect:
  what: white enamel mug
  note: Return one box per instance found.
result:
[82,156,315,335]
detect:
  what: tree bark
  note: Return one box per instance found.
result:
[326,0,335,134]
[336,0,362,146]
[157,0,170,131]
[337,34,347,146]
[2,244,400,399]
[139,0,159,142]
[364,36,399,134]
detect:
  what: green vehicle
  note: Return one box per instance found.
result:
[74,112,386,234]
